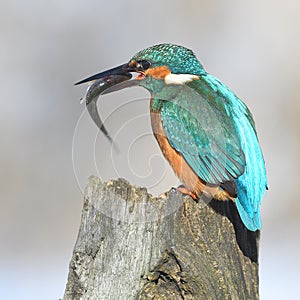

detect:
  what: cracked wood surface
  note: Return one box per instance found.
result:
[63,176,259,300]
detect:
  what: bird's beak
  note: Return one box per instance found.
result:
[75,63,133,85]
[75,63,141,143]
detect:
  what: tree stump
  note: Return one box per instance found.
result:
[63,176,259,300]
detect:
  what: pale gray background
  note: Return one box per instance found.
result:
[1,1,299,299]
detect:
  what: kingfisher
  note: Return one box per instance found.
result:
[76,44,267,231]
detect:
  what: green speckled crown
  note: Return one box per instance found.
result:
[131,44,205,75]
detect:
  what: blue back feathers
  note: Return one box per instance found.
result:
[205,75,267,231]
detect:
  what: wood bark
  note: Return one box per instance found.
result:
[63,176,259,300]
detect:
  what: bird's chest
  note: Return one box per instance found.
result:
[149,98,193,184]
[150,98,177,161]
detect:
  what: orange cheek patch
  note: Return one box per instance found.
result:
[145,66,171,79]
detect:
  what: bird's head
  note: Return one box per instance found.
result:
[131,43,204,76]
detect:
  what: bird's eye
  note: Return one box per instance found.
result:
[137,60,151,70]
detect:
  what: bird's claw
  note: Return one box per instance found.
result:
[176,185,198,200]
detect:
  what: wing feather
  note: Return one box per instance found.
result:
[156,81,246,185]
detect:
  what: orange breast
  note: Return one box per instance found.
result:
[150,101,234,201]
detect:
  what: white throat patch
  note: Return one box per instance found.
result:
[164,73,199,85]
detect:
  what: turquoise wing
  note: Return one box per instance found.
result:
[156,79,246,185]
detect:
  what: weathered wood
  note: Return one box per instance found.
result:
[63,176,259,300]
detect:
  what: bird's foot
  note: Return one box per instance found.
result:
[177,185,198,200]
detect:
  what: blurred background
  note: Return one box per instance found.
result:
[1,0,299,299]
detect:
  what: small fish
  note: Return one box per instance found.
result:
[76,72,133,143]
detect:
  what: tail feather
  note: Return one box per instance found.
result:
[235,195,262,231]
